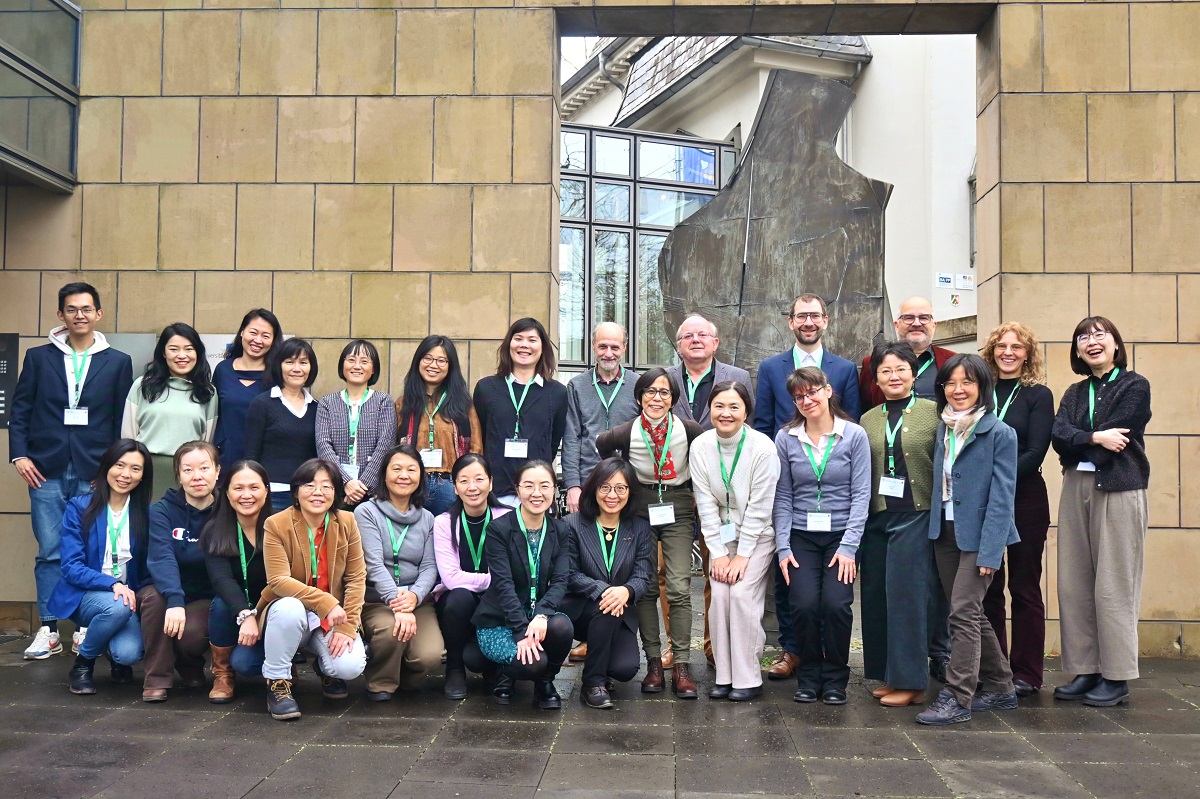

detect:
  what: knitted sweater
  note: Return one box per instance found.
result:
[562,368,640,488]
[689,426,780,558]
[861,396,939,515]
[122,376,218,456]
[354,498,438,605]
[243,390,318,490]
[1051,369,1151,492]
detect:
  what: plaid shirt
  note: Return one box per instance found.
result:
[314,390,398,491]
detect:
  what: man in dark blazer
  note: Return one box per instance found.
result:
[859,296,956,412]
[10,282,133,660]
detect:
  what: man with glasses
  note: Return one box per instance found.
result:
[752,293,862,681]
[11,282,133,660]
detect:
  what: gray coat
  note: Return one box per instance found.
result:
[562,368,640,488]
[666,360,751,430]
[354,498,438,605]
[928,412,1020,570]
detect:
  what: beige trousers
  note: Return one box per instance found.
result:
[362,602,445,693]
[1057,469,1147,681]
[709,533,774,689]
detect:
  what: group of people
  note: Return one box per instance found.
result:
[12,283,1151,726]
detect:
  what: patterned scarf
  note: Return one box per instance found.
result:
[640,414,678,481]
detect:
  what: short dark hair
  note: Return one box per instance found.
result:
[783,366,851,428]
[633,367,680,410]
[1069,316,1127,376]
[789,293,827,317]
[269,337,318,388]
[58,282,101,312]
[372,444,429,508]
[497,318,557,380]
[337,339,381,386]
[707,380,753,417]
[514,459,556,489]
[289,458,344,510]
[870,341,918,381]
[935,353,996,415]
[578,457,637,522]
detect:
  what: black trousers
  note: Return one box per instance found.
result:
[572,600,641,688]
[860,511,932,690]
[788,530,854,692]
[436,587,483,672]
[463,614,574,682]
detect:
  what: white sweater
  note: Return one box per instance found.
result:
[689,425,780,558]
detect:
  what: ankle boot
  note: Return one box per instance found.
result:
[1054,673,1101,701]
[1082,678,1130,707]
[266,678,301,720]
[641,657,664,693]
[492,673,515,705]
[69,655,96,695]
[444,668,468,700]
[672,662,698,699]
[208,645,236,704]
[534,678,562,710]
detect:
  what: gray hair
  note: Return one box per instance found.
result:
[675,314,718,341]
[592,321,628,345]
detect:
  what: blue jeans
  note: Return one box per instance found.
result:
[209,596,266,678]
[424,472,457,517]
[71,589,143,664]
[29,463,92,622]
[269,491,292,516]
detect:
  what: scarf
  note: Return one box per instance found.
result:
[940,405,989,501]
[640,414,678,482]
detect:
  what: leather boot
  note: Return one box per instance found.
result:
[208,645,236,704]
[672,662,698,699]
[641,657,664,693]
[444,668,468,700]
[534,678,562,710]
[69,655,96,695]
[266,678,301,720]
[1053,673,1101,701]
[492,673,515,705]
[1082,678,1130,707]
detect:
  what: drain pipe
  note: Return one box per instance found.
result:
[598,51,627,93]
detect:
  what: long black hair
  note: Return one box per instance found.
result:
[496,318,556,380]
[80,440,154,552]
[398,335,472,446]
[140,322,215,404]
[372,444,429,508]
[447,453,506,552]
[225,308,283,365]
[200,460,273,559]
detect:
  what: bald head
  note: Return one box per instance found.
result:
[592,322,627,377]
[894,296,937,354]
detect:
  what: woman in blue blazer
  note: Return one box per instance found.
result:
[917,354,1019,726]
[49,439,155,696]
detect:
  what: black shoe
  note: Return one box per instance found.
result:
[535,679,562,710]
[582,684,613,709]
[729,686,762,702]
[444,669,468,700]
[929,656,949,684]
[709,683,732,700]
[110,663,133,684]
[793,688,818,703]
[1054,673,1101,701]
[1082,678,1129,707]
[366,690,393,702]
[292,652,306,664]
[312,659,348,700]
[69,656,96,695]
[822,688,848,705]
[266,679,301,720]
[492,674,514,705]
[1013,679,1039,698]
[916,688,972,725]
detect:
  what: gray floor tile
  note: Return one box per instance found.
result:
[676,721,798,756]
[538,754,675,792]
[934,760,1093,799]
[1058,761,1200,798]
[791,727,921,759]
[552,722,674,754]
[431,719,560,750]
[1138,733,1200,764]
[1025,732,1176,764]
[911,730,1046,762]
[675,755,812,795]
[0,765,129,799]
[405,748,550,787]
[807,758,951,797]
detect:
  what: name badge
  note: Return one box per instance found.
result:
[64,407,89,426]
[806,512,832,532]
[1076,461,1097,472]
[342,462,359,481]
[306,611,323,632]
[878,476,906,498]
[648,502,675,526]
[719,522,737,544]
[504,439,529,459]
[420,448,444,469]
[945,502,955,522]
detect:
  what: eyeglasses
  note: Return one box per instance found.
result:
[518,482,555,495]
[677,332,714,342]
[642,388,672,399]
[792,386,828,404]
[300,483,335,495]
[62,306,96,317]
[789,312,825,322]
[1076,330,1108,344]
[898,314,935,325]
[598,484,629,496]
[993,343,1027,353]
[877,366,911,378]
[421,355,449,367]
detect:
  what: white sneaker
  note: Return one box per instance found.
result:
[23,626,63,660]
[72,627,87,655]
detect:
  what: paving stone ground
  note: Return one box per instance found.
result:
[2,633,1198,799]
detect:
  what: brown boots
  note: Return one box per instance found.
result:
[208,645,236,704]
[672,663,698,699]
[641,657,664,693]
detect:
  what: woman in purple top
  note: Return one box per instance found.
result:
[213,309,283,472]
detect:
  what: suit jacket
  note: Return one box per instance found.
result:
[753,348,862,437]
[471,510,571,631]
[48,495,150,620]
[928,412,1020,570]
[10,344,133,481]
[561,511,654,633]
[859,344,956,412]
[665,360,751,430]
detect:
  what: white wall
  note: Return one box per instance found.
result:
[568,85,625,127]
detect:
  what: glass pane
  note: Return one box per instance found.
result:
[560,130,586,172]
[594,182,630,223]
[721,149,736,186]
[636,234,674,367]
[0,62,74,174]
[558,227,587,363]
[638,187,713,228]
[638,140,717,185]
[594,135,631,176]
[592,230,630,331]
[560,178,586,219]
[0,0,79,86]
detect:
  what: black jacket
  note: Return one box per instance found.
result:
[471,510,570,632]
[472,375,568,497]
[1051,370,1151,492]
[205,525,269,616]
[561,512,654,633]
[148,489,217,607]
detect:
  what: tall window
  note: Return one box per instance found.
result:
[558,125,736,369]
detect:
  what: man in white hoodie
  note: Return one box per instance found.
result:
[10,282,133,660]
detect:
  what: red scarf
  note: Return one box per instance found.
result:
[312,521,332,631]
[640,416,678,481]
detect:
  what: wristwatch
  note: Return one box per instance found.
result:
[236,608,258,626]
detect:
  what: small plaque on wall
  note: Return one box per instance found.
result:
[0,333,19,429]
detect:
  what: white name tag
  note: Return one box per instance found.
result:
[648,503,676,526]
[945,502,955,522]
[719,522,737,544]
[342,462,359,481]
[420,448,443,469]
[806,512,832,532]
[1076,461,1097,472]
[64,407,89,426]
[306,611,323,631]
[504,439,529,459]
[878,476,906,498]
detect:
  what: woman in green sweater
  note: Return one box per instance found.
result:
[123,323,219,500]
[858,341,939,708]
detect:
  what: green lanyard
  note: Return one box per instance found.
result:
[384,518,411,585]
[460,508,490,572]
[341,390,372,462]
[717,427,747,523]
[946,422,979,471]
[993,384,1020,421]
[505,375,534,438]
[515,510,547,611]
[305,512,330,587]
[592,368,625,431]
[236,522,252,604]
[425,392,447,449]
[793,348,823,371]
[107,504,127,579]
[70,347,90,408]
[882,395,916,476]
[596,522,618,574]
[915,355,934,379]
[637,413,675,502]
[802,433,837,510]
[1088,368,1119,428]
[684,363,712,405]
